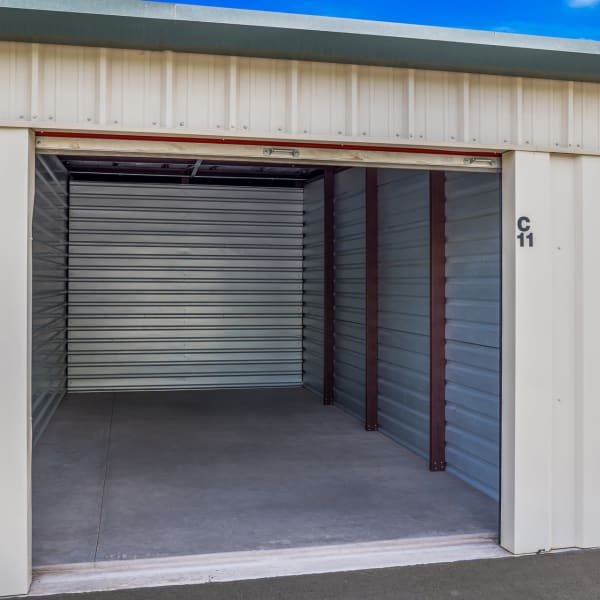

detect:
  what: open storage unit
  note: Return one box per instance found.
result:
[31,152,501,567]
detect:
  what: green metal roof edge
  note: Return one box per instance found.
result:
[1,0,600,82]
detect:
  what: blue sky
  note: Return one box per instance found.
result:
[151,0,600,40]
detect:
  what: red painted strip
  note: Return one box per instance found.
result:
[429,171,446,472]
[365,168,378,432]
[35,130,501,158]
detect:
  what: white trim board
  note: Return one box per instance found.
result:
[29,533,509,596]
[34,136,501,173]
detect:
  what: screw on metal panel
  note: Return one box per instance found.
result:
[450,136,455,140]
[395,133,400,137]
[304,130,308,133]
[216,124,221,128]
[179,122,185,126]
[19,115,24,119]
[419,134,423,138]
[114,120,118,124]
[32,115,38,119]
[152,121,157,125]
[87,118,92,122]
[243,125,248,130]
[48,116,53,120]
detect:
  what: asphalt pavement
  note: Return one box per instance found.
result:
[24,549,600,600]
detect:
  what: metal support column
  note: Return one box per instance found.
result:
[429,170,446,471]
[323,168,335,405]
[365,168,378,431]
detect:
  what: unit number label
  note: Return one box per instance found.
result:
[517,216,534,248]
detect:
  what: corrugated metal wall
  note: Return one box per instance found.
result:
[67,181,304,391]
[302,177,325,397]
[377,169,431,458]
[4,42,600,155]
[32,155,68,445]
[333,168,366,420]
[445,172,501,500]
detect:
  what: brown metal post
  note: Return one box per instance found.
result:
[323,168,335,405]
[429,170,446,471]
[365,168,378,431]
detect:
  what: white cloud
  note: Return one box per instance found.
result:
[568,0,600,7]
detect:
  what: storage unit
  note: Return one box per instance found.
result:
[27,156,502,569]
[2,3,600,597]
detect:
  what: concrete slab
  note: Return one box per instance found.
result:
[33,394,114,566]
[33,389,498,566]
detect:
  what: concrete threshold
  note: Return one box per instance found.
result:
[29,533,509,596]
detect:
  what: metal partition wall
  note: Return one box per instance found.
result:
[444,172,501,499]
[67,181,304,391]
[302,177,325,397]
[333,168,367,420]
[32,155,69,445]
[376,169,431,458]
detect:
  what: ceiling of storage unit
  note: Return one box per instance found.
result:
[59,156,324,186]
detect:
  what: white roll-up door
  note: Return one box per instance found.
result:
[333,168,366,420]
[68,181,304,391]
[445,172,501,499]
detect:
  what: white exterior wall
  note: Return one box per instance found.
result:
[502,151,600,554]
[1,42,600,155]
[0,128,34,597]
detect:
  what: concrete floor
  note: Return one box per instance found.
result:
[33,388,498,567]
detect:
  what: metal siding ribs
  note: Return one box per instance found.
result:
[376,169,431,459]
[303,176,325,397]
[333,168,366,420]
[67,181,304,391]
[444,172,501,500]
[32,155,68,444]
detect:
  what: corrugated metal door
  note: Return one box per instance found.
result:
[68,181,304,391]
[377,169,430,458]
[302,177,325,396]
[445,172,501,500]
[32,155,68,444]
[333,168,366,420]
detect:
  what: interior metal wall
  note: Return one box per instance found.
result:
[377,169,431,458]
[302,177,325,397]
[32,155,68,445]
[68,181,304,391]
[445,172,501,500]
[333,168,366,420]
